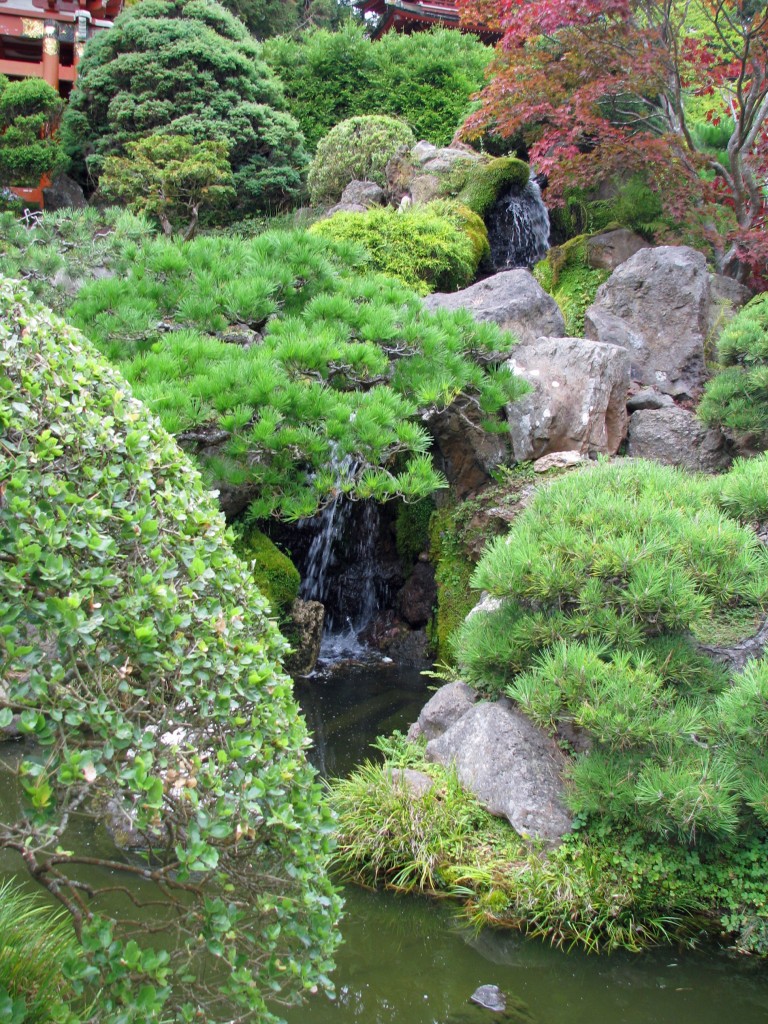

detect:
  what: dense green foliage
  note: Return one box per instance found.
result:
[533,236,609,335]
[0,207,154,312]
[455,459,768,841]
[100,135,235,239]
[0,880,82,1023]
[698,295,768,442]
[309,201,486,294]
[66,229,528,519]
[0,278,342,1022]
[234,526,301,616]
[0,77,67,187]
[263,24,491,150]
[307,115,414,205]
[62,0,308,215]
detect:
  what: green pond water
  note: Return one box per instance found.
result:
[291,662,768,1024]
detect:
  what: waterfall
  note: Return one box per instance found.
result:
[298,493,386,661]
[487,178,550,271]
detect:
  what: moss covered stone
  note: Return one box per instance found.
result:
[234,527,300,615]
[454,157,531,217]
[534,235,609,335]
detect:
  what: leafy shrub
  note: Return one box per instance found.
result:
[61,0,308,215]
[0,206,154,312]
[0,277,342,1022]
[68,229,529,519]
[234,526,300,615]
[455,458,768,841]
[0,77,67,187]
[309,202,482,294]
[264,24,492,150]
[307,115,415,205]
[698,294,768,442]
[717,452,768,520]
[534,235,610,335]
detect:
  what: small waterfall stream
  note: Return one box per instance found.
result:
[487,179,551,271]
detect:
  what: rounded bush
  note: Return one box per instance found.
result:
[307,115,415,205]
[309,202,481,293]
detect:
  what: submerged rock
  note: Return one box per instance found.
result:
[446,984,536,1024]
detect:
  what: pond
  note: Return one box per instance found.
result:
[291,661,768,1024]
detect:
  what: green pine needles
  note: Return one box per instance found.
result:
[455,458,768,842]
[68,229,528,520]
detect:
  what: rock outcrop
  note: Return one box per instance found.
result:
[424,696,572,844]
[505,336,630,461]
[424,270,566,346]
[626,406,732,472]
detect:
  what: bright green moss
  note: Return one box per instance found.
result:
[533,235,609,335]
[454,157,531,217]
[234,527,300,616]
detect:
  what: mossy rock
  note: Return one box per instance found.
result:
[234,528,300,615]
[455,157,530,218]
[533,235,609,336]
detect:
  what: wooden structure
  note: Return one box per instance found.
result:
[356,0,500,41]
[0,0,122,96]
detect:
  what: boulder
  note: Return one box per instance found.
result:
[585,228,651,271]
[626,406,732,472]
[505,336,630,461]
[707,273,753,340]
[424,270,566,347]
[42,174,86,211]
[532,450,589,473]
[410,173,442,204]
[283,598,325,677]
[390,768,434,799]
[427,396,512,498]
[626,387,674,412]
[425,699,572,843]
[584,246,710,397]
[339,179,385,207]
[408,681,477,742]
[397,561,436,628]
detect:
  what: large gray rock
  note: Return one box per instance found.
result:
[584,246,710,397]
[424,270,566,346]
[408,681,477,742]
[425,699,572,843]
[506,336,630,461]
[626,406,732,472]
[585,228,651,271]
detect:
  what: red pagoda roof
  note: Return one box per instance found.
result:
[357,0,499,40]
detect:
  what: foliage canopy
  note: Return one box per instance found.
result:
[62,0,308,215]
[0,277,342,1022]
[460,0,768,279]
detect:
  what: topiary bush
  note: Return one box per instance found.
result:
[0,277,342,1022]
[61,0,308,215]
[307,115,415,205]
[68,229,528,519]
[0,76,67,187]
[698,294,768,443]
[533,235,609,335]
[308,201,483,294]
[455,458,768,841]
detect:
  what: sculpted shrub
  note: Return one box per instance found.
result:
[0,278,342,1022]
[307,115,415,205]
[455,459,768,841]
[309,202,485,294]
[0,77,67,187]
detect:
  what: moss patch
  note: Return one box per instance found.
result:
[534,235,609,335]
[454,157,531,217]
[233,527,300,616]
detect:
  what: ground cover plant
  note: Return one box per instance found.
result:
[62,0,308,216]
[68,229,528,520]
[263,23,492,150]
[0,277,342,1022]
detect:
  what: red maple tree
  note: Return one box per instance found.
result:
[459,0,768,281]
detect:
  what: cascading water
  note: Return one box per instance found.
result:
[487,178,551,271]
